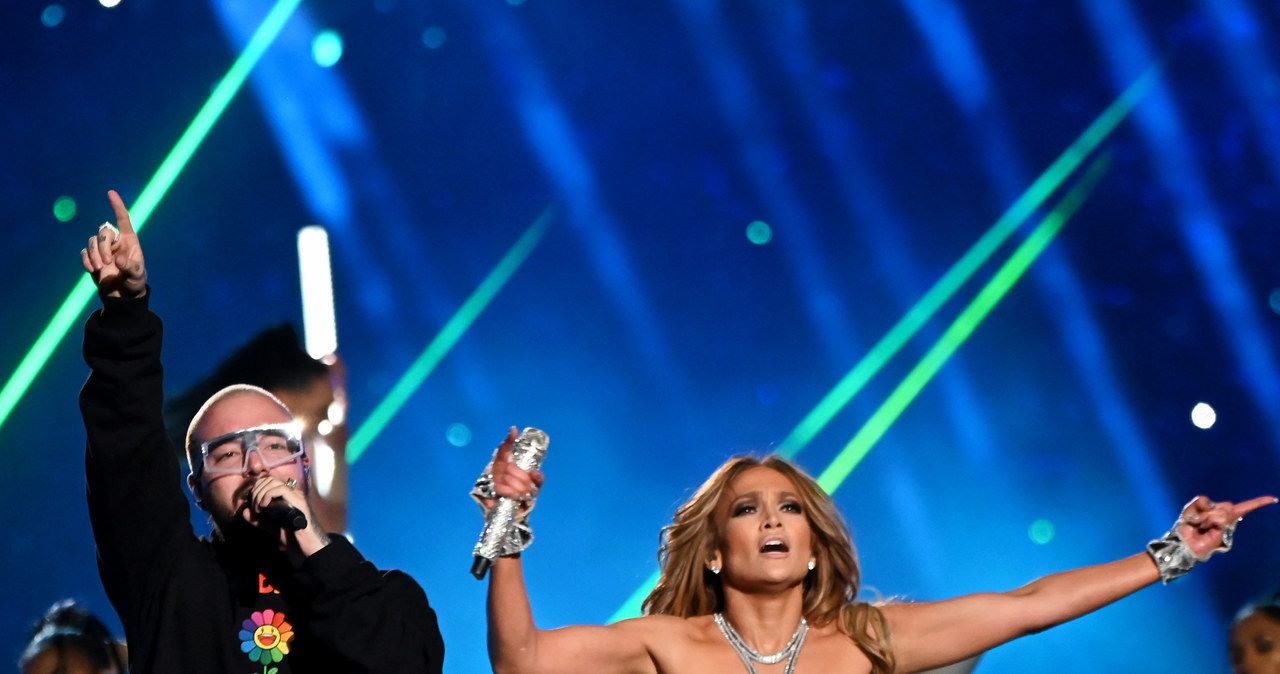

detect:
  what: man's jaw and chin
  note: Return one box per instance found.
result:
[202,483,268,543]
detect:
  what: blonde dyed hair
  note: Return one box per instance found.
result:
[641,455,894,673]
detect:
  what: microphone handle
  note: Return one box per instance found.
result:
[262,498,308,532]
[472,496,521,579]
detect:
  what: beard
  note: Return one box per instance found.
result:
[209,510,283,551]
[206,481,271,545]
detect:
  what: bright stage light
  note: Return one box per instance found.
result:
[298,225,338,359]
[1029,519,1056,544]
[52,196,76,222]
[312,30,343,68]
[746,220,772,245]
[447,423,473,447]
[1190,402,1217,430]
[310,435,336,497]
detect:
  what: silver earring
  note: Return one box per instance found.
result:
[710,563,721,575]
[807,559,816,571]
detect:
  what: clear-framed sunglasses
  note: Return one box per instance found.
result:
[197,422,305,477]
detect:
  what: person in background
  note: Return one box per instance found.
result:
[1230,590,1280,674]
[166,324,350,533]
[18,600,127,674]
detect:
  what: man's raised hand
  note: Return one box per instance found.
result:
[81,190,146,298]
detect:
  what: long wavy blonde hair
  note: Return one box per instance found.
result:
[641,455,894,673]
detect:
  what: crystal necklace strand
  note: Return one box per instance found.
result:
[714,612,809,674]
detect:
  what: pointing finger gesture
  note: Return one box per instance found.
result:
[81,190,146,298]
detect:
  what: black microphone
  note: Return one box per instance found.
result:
[472,427,548,579]
[261,498,308,532]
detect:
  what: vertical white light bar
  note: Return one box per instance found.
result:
[297,225,338,359]
[297,225,338,496]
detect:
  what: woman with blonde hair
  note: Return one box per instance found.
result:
[479,429,1272,673]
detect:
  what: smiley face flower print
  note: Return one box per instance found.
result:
[240,608,294,672]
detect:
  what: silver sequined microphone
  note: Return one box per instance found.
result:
[471,427,549,580]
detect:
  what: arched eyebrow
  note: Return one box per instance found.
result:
[727,490,801,506]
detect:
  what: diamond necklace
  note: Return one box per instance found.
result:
[714,612,808,674]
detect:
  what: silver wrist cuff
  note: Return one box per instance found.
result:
[1147,518,1236,584]
[1146,529,1202,584]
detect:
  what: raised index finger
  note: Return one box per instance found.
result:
[1233,496,1279,519]
[493,426,519,464]
[107,190,136,235]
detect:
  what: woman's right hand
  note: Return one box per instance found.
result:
[483,427,546,512]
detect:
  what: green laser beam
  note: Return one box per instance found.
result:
[775,64,1158,459]
[346,206,556,464]
[816,155,1111,494]
[0,0,303,434]
[609,569,661,624]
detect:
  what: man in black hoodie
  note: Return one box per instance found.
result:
[78,190,445,673]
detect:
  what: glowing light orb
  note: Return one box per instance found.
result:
[447,423,473,447]
[1028,518,1055,544]
[422,26,446,49]
[1190,402,1216,430]
[312,30,343,68]
[746,220,773,245]
[41,5,65,27]
[52,196,77,222]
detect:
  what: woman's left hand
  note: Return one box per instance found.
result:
[1177,495,1276,558]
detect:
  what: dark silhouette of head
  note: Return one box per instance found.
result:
[19,600,127,674]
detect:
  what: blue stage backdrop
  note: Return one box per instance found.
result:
[2,1,1279,672]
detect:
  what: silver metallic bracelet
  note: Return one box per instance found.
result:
[469,461,536,556]
[1146,517,1236,584]
[1146,529,1203,584]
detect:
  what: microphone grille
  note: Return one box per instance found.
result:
[512,427,548,471]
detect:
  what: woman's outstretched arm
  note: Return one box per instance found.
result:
[883,495,1275,673]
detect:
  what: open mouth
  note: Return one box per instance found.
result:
[760,539,790,554]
